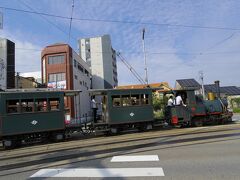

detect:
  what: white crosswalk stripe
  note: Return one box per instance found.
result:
[111,155,159,162]
[30,168,165,177]
[30,155,165,178]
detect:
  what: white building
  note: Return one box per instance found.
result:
[79,34,118,89]
[0,38,15,90]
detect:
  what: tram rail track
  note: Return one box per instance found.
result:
[0,123,239,177]
[0,122,239,160]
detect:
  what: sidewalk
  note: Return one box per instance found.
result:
[232,113,240,121]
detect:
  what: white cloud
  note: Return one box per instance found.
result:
[0,29,42,74]
[1,0,240,87]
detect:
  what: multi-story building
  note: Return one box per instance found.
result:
[41,43,91,120]
[79,34,118,89]
[15,76,38,89]
[0,38,15,90]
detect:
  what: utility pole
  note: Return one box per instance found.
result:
[142,28,148,84]
[16,72,20,89]
[0,11,3,29]
[68,0,75,43]
[199,71,205,99]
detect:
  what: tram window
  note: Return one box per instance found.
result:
[122,95,131,107]
[49,98,60,111]
[21,99,34,113]
[112,95,121,107]
[35,99,48,112]
[141,94,149,105]
[7,100,20,114]
[131,95,140,105]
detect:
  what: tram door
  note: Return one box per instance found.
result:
[101,95,108,123]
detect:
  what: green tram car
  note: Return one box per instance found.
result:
[0,90,71,149]
[89,88,154,134]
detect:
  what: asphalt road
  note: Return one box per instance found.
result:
[0,118,240,180]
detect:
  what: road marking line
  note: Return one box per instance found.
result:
[111,155,159,162]
[30,168,165,177]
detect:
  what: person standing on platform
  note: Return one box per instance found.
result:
[91,96,98,123]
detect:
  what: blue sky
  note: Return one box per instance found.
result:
[0,0,240,87]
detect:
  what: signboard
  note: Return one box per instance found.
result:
[0,12,3,29]
[0,39,7,90]
[47,80,66,89]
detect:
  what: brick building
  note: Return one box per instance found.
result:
[41,43,91,120]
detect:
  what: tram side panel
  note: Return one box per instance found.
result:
[109,105,154,125]
[1,111,65,137]
[0,92,66,147]
[107,89,154,130]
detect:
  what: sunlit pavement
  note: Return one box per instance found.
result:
[232,113,240,122]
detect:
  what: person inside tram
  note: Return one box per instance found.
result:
[91,96,98,123]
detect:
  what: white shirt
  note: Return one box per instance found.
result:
[175,95,183,105]
[91,99,97,108]
[167,98,174,106]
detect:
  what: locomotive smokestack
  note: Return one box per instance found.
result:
[214,80,220,98]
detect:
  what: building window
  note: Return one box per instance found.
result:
[85,69,89,76]
[48,73,66,82]
[48,55,64,64]
[78,63,84,72]
[75,75,78,80]
[74,59,77,67]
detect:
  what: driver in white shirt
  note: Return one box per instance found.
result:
[175,95,186,106]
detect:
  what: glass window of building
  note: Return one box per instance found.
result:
[48,73,66,82]
[77,63,84,72]
[74,59,77,67]
[48,55,65,64]
[85,69,89,76]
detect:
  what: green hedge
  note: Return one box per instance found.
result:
[233,108,240,113]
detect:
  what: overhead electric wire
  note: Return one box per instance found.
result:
[18,0,78,41]
[117,52,146,84]
[2,46,240,56]
[1,6,240,31]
